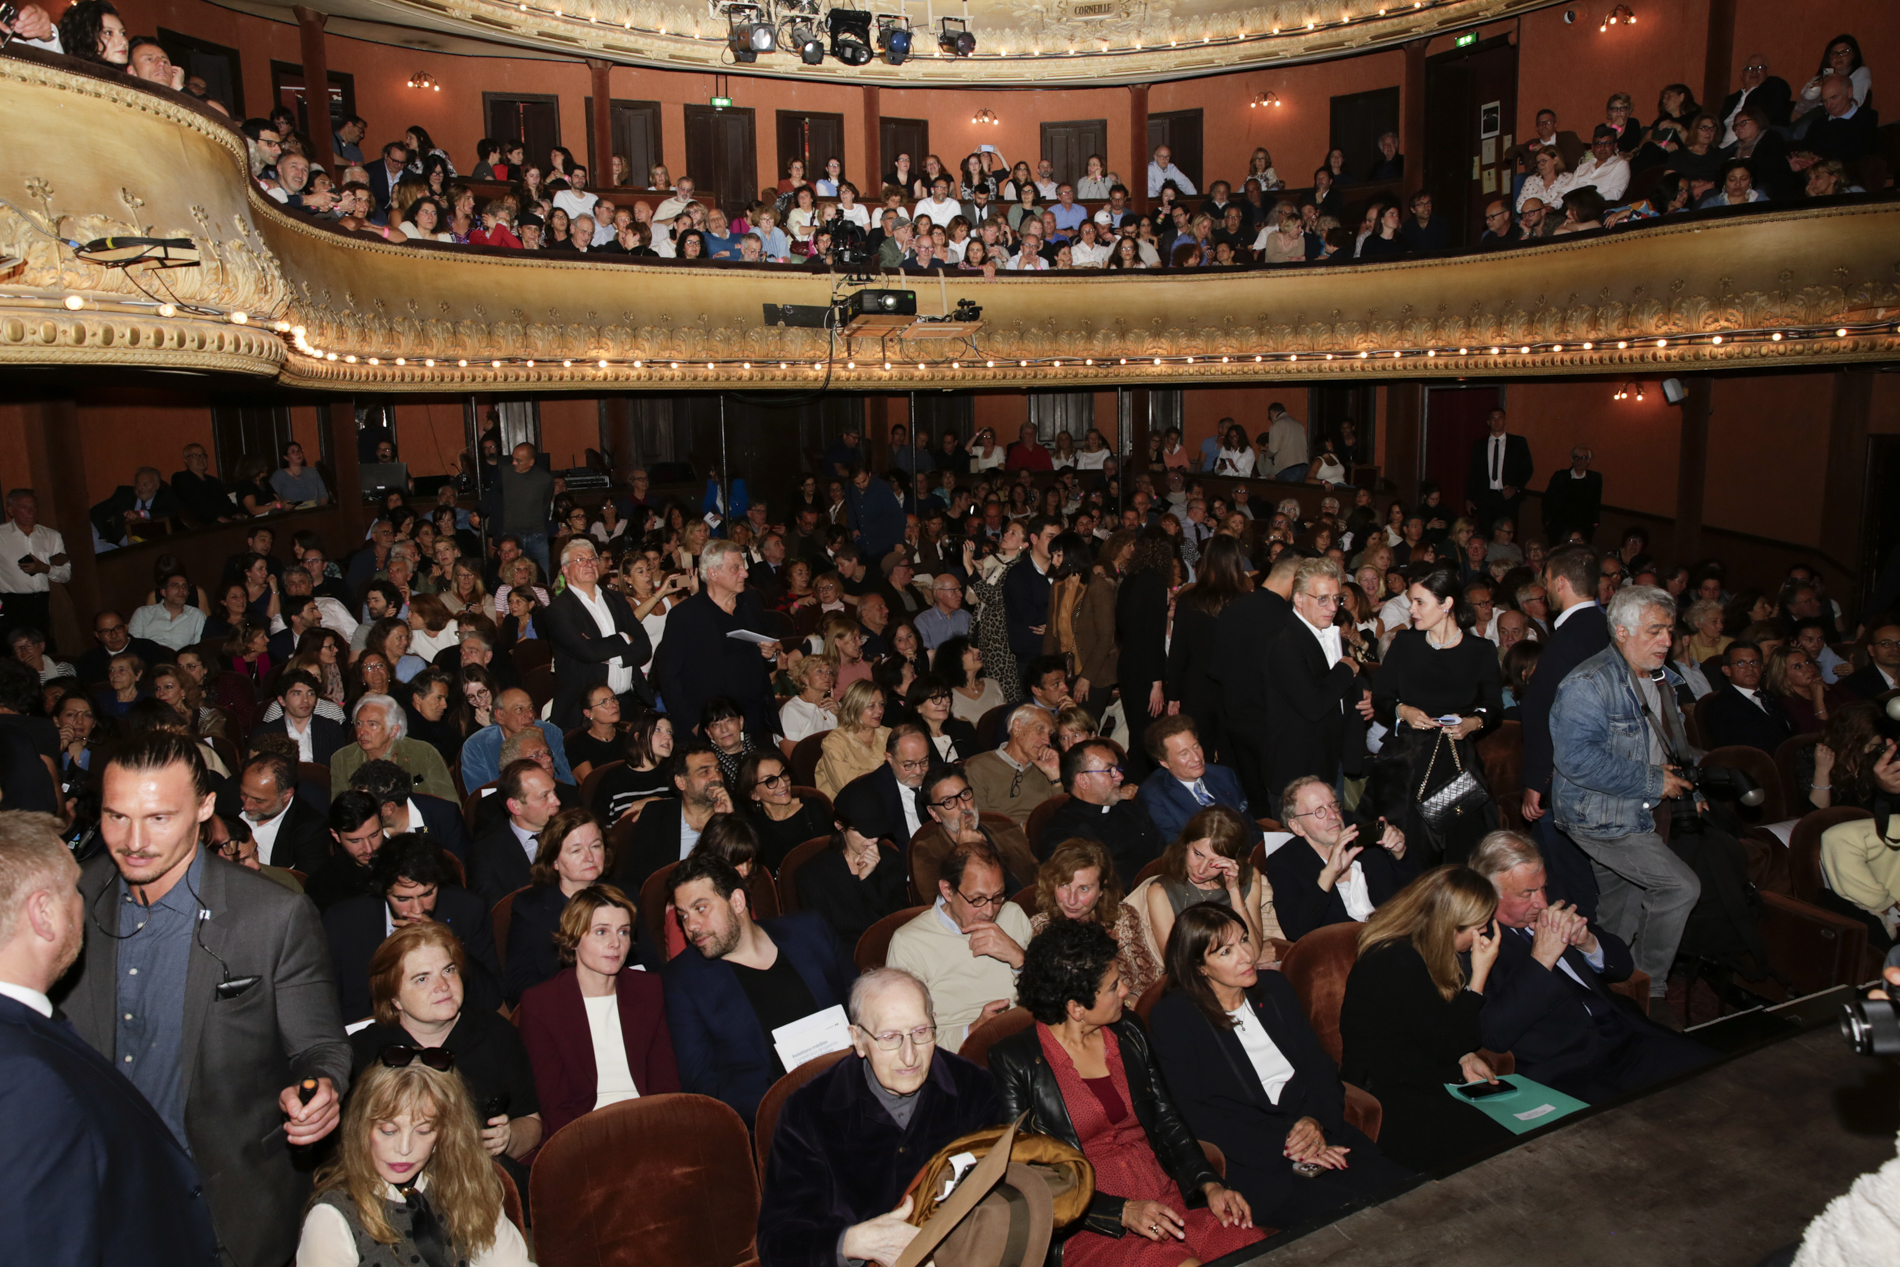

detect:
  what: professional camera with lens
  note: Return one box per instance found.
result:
[1841,994,1900,1057]
[822,212,870,265]
[1677,764,1766,808]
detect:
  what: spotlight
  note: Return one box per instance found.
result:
[795,23,826,62]
[828,9,872,65]
[876,13,911,64]
[726,4,775,60]
[938,15,975,56]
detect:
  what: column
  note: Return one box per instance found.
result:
[587,59,614,185]
[1673,377,1711,563]
[1819,370,1873,574]
[1701,0,1738,120]
[292,7,336,174]
[1401,39,1427,202]
[324,398,368,546]
[21,396,96,652]
[862,85,881,187]
[1129,84,1150,212]
[1383,383,1423,506]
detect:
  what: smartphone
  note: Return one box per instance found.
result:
[1456,1080,1513,1100]
[1435,714,1462,727]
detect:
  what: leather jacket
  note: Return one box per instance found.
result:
[987,1017,1219,1251]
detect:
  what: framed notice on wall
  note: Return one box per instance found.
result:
[1480,101,1502,139]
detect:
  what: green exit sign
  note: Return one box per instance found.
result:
[1454,31,1476,46]
[710,95,733,108]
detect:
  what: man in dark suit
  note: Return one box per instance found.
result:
[1465,408,1534,534]
[88,467,184,548]
[1838,620,1900,700]
[662,852,857,1125]
[321,834,501,1023]
[364,140,410,220]
[1719,57,1793,133]
[748,531,791,602]
[348,757,471,865]
[468,758,563,910]
[0,811,221,1266]
[653,541,782,748]
[1795,73,1877,165]
[1542,446,1603,544]
[1044,739,1167,883]
[541,536,651,729]
[609,741,733,904]
[304,790,383,910]
[1518,545,1608,916]
[839,726,932,847]
[1472,833,1711,1103]
[73,610,167,685]
[1266,777,1416,940]
[237,750,333,874]
[251,669,349,764]
[1259,559,1370,816]
[57,733,351,1267]
[1136,715,1260,846]
[1702,643,1794,754]
[1211,551,1301,807]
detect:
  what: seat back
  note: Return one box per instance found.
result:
[975,703,1014,751]
[463,781,497,831]
[1477,720,1525,833]
[298,761,332,800]
[958,1004,1035,1069]
[640,861,683,954]
[788,732,828,789]
[1277,922,1366,1065]
[1691,697,1716,755]
[1773,733,1823,820]
[492,886,528,972]
[752,1048,852,1176]
[1699,744,1786,824]
[977,811,1017,833]
[854,904,927,972]
[1132,973,1171,1025]
[494,1160,524,1237]
[1787,806,1873,905]
[211,671,260,736]
[1025,793,1071,857]
[530,1093,759,1267]
[1009,883,1038,917]
[510,638,553,677]
[523,663,557,717]
[792,786,834,823]
[775,835,834,915]
[577,759,627,816]
[747,865,780,922]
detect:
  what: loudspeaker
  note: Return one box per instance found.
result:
[1661,377,1687,404]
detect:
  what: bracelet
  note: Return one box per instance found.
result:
[1810,783,1831,791]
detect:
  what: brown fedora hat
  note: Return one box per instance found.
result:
[899,1118,1051,1267]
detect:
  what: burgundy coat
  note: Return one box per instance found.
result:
[516,966,681,1140]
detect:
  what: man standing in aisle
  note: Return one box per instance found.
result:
[1466,408,1534,534]
[480,442,555,580]
[0,489,71,653]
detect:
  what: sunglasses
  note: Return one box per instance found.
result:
[380,1044,455,1071]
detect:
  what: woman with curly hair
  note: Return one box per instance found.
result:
[299,1046,527,1265]
[988,918,1263,1266]
[57,0,128,66]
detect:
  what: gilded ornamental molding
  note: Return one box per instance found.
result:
[3,49,1899,395]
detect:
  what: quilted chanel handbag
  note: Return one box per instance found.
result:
[1416,729,1489,829]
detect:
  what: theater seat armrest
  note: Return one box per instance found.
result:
[1341,1082,1382,1142]
[1608,971,1651,1015]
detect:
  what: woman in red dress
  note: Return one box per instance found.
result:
[989,919,1265,1265]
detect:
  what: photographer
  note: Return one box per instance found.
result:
[1550,585,1701,1005]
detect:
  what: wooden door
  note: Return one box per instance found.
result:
[1329,87,1399,183]
[270,60,355,139]
[1147,109,1203,192]
[1038,119,1107,188]
[878,117,930,189]
[158,28,243,115]
[1425,35,1518,248]
[486,94,562,175]
[776,112,847,186]
[1423,385,1504,512]
[584,99,663,187]
[684,104,760,221]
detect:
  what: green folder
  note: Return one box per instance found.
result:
[1441,1075,1590,1134]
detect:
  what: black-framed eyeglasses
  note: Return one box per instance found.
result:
[1077,765,1123,778]
[757,772,791,789]
[953,887,1008,910]
[932,786,976,809]
[855,1022,939,1050]
[380,1044,455,1071]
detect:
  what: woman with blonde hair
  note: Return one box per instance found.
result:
[1031,837,1161,999]
[818,611,872,690]
[298,1054,528,1265]
[445,558,488,617]
[813,679,889,798]
[1338,864,1512,1171]
[777,652,840,756]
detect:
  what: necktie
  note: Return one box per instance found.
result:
[1192,779,1215,807]
[1492,437,1504,486]
[396,1186,452,1267]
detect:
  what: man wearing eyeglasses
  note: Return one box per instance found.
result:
[841,725,934,847]
[757,968,1002,1267]
[1478,198,1517,252]
[1260,559,1373,818]
[1266,776,1413,941]
[1043,739,1167,883]
[1719,55,1792,146]
[916,573,972,650]
[887,838,1033,1053]
[1840,622,1900,701]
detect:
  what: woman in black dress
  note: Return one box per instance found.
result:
[1370,568,1501,866]
[1339,865,1515,1173]
[589,709,677,825]
[1115,527,1176,779]
[1166,535,1248,764]
[504,806,607,1004]
[737,750,830,870]
[792,777,910,946]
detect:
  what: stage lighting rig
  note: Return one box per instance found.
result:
[874,13,912,64]
[938,15,975,56]
[828,8,872,65]
[725,5,776,60]
[795,22,826,62]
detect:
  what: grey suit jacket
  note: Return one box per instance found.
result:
[58,849,352,1267]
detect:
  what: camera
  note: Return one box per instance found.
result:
[1840,995,1900,1057]
[1677,763,1766,808]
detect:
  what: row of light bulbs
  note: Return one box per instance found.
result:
[498,0,1445,60]
[272,321,1895,375]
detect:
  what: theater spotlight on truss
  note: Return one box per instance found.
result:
[938,15,975,56]
[876,13,911,64]
[793,19,826,62]
[726,4,776,61]
[827,8,872,65]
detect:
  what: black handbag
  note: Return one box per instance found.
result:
[1415,730,1489,829]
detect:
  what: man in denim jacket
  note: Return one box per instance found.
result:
[1550,585,1702,999]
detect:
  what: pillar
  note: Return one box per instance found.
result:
[1819,370,1873,577]
[324,398,367,544]
[1383,383,1423,506]
[292,8,335,175]
[1701,0,1738,122]
[21,396,96,652]
[587,59,614,186]
[1129,84,1150,212]
[1401,39,1428,202]
[1673,377,1712,563]
[862,85,881,187]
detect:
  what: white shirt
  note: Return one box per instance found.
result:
[1486,434,1509,489]
[836,204,871,229]
[1735,685,1769,712]
[779,696,838,744]
[129,603,206,652]
[282,713,317,763]
[0,522,70,593]
[1147,161,1197,197]
[1553,599,1598,629]
[1227,1003,1297,1104]
[1516,172,1577,211]
[553,189,598,223]
[586,992,642,1108]
[897,780,924,839]
[509,820,538,863]
[571,584,635,696]
[913,196,963,225]
[654,195,698,222]
[246,805,291,866]
[1302,613,1343,669]
[1070,240,1111,267]
[0,980,53,1018]
[1008,251,1050,272]
[1571,153,1630,201]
